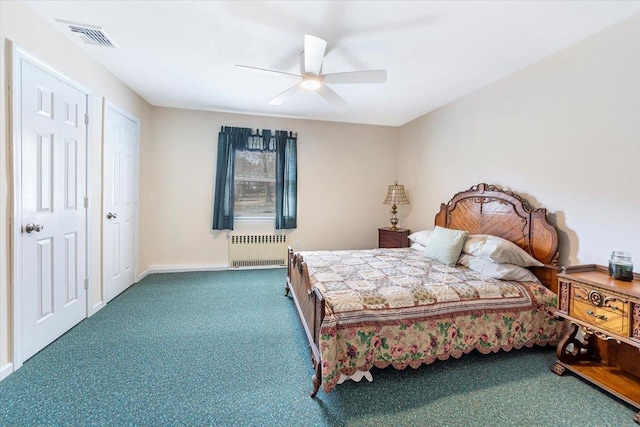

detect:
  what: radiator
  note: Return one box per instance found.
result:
[228,234,288,268]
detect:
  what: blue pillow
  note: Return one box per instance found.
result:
[423,226,468,266]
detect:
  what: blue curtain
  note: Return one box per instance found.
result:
[212,127,297,230]
[212,126,252,230]
[275,131,297,230]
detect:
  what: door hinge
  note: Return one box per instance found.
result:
[85,114,89,125]
[84,278,89,289]
[84,197,88,208]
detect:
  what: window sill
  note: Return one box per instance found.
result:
[235,217,275,224]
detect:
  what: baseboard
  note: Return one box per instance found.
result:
[138,269,150,281]
[140,264,228,279]
[138,264,284,280]
[0,363,14,380]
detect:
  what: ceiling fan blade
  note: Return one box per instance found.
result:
[268,84,301,105]
[317,85,347,106]
[303,34,327,75]
[235,65,300,79]
[323,70,388,84]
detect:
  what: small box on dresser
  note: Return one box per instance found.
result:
[378,227,410,248]
[552,264,640,424]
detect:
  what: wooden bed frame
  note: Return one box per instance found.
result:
[286,183,560,397]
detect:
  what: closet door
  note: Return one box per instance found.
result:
[103,100,139,302]
[16,51,89,362]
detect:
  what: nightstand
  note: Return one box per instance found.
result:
[552,264,640,424]
[378,227,410,248]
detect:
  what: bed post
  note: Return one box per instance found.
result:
[530,264,561,294]
[311,364,321,398]
[286,247,293,296]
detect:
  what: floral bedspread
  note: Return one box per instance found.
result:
[300,248,562,392]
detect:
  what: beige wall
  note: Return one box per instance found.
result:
[145,107,399,271]
[0,2,153,374]
[398,13,640,269]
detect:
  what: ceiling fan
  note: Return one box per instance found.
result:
[235,35,387,106]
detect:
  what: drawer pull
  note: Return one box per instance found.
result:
[586,310,608,321]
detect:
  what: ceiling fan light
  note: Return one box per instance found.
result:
[300,77,322,91]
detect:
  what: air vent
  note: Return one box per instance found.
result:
[56,19,117,48]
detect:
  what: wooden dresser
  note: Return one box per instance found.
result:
[378,227,410,248]
[552,264,640,424]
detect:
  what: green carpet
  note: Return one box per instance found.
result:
[0,269,637,426]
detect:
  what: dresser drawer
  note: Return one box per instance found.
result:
[378,228,409,248]
[379,233,401,247]
[570,284,629,336]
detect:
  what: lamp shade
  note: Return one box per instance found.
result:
[383,181,410,205]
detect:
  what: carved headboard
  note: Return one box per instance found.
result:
[434,183,559,266]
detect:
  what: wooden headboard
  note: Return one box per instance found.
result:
[435,183,560,290]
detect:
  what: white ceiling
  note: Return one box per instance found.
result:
[24,1,640,127]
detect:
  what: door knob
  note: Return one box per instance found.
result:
[24,223,44,234]
[106,212,118,220]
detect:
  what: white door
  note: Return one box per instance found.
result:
[17,54,88,361]
[103,101,139,302]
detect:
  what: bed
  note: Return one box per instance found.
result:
[286,183,563,396]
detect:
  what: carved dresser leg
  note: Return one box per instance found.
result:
[551,361,566,376]
[556,322,593,363]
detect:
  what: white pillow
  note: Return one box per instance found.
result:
[462,234,544,267]
[408,229,433,247]
[423,226,468,266]
[458,254,541,283]
[410,242,425,251]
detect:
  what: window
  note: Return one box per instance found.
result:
[213,126,297,230]
[234,150,275,220]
